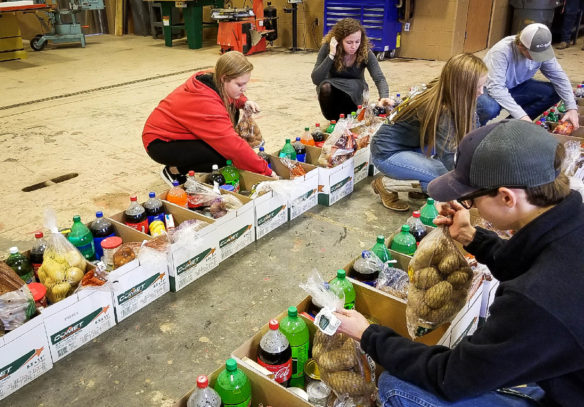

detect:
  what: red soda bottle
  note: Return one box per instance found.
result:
[257,319,292,387]
[124,195,148,233]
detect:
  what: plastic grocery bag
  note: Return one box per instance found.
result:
[280,157,307,178]
[236,105,264,148]
[249,179,305,201]
[406,226,473,338]
[38,209,87,304]
[318,119,357,168]
[0,262,35,331]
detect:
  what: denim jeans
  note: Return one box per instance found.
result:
[372,151,448,192]
[476,79,561,125]
[378,372,546,407]
[560,0,584,42]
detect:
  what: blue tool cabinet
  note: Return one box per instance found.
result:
[323,0,401,59]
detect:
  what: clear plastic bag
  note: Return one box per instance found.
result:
[0,262,35,331]
[562,140,582,177]
[249,179,307,201]
[38,209,87,304]
[280,157,306,178]
[318,119,357,168]
[406,226,473,338]
[236,105,264,148]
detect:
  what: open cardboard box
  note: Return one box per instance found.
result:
[304,145,354,206]
[353,145,371,184]
[174,356,311,407]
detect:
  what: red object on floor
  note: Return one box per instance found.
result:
[216,0,267,55]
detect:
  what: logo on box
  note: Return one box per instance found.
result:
[117,273,165,304]
[0,348,44,380]
[51,306,110,344]
[219,225,252,248]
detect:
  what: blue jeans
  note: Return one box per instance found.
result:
[372,151,448,192]
[560,0,584,42]
[476,79,561,125]
[378,372,546,407]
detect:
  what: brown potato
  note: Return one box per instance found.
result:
[317,348,357,372]
[424,281,453,309]
[446,271,469,288]
[413,267,442,289]
[437,254,460,275]
[323,370,376,396]
[427,301,460,323]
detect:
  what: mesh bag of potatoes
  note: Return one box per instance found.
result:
[312,330,377,405]
[38,210,88,304]
[406,226,473,338]
[235,105,264,148]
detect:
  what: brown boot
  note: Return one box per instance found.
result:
[555,41,569,50]
[408,191,428,200]
[371,178,409,211]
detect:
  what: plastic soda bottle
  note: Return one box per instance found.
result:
[258,147,272,167]
[420,198,439,227]
[215,358,252,406]
[293,137,306,162]
[209,165,226,188]
[325,120,336,134]
[167,180,188,208]
[257,319,292,386]
[30,231,47,280]
[144,192,165,225]
[394,93,403,107]
[279,306,309,388]
[547,108,559,123]
[279,139,297,160]
[557,101,566,114]
[68,215,96,260]
[390,225,417,255]
[312,123,326,147]
[352,250,381,285]
[301,126,314,146]
[406,211,427,242]
[186,375,221,407]
[539,117,550,131]
[329,269,356,310]
[371,235,392,263]
[221,160,240,193]
[123,196,149,234]
[89,211,115,260]
[6,247,35,283]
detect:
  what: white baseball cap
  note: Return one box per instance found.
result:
[519,23,554,62]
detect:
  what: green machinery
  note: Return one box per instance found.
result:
[31,0,104,50]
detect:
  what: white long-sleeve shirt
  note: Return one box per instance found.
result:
[484,36,577,118]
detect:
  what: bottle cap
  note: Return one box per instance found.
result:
[130,195,138,201]
[336,269,346,279]
[397,93,401,97]
[361,250,369,258]
[288,306,298,318]
[212,164,219,170]
[285,138,290,143]
[172,180,179,187]
[296,137,301,141]
[226,358,237,372]
[101,236,122,250]
[96,211,103,218]
[149,192,155,198]
[376,235,385,244]
[358,105,362,109]
[315,123,321,127]
[73,215,81,222]
[9,247,18,254]
[259,146,265,151]
[196,375,209,389]
[35,231,44,238]
[188,170,195,176]
[427,198,435,204]
[412,210,421,218]
[339,114,345,118]
[536,121,542,125]
[304,127,310,131]
[269,319,280,330]
[401,224,410,232]
[220,184,235,192]
[226,160,233,165]
[28,282,47,301]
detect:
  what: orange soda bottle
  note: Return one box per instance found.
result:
[166,180,188,208]
[300,126,314,146]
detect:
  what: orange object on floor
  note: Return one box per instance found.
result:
[216,0,267,55]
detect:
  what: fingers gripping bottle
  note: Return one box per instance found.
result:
[186,375,222,407]
[329,269,356,310]
[279,306,310,388]
[257,319,292,387]
[215,358,252,407]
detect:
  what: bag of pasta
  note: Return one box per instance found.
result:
[406,226,473,338]
[317,119,357,168]
[236,105,264,148]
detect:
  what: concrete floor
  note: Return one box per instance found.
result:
[1,34,583,407]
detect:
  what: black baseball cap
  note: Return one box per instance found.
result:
[428,120,560,202]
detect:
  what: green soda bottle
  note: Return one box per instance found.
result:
[371,235,392,263]
[221,160,240,193]
[420,198,439,227]
[557,101,566,114]
[68,215,95,260]
[215,358,252,407]
[329,269,356,310]
[325,120,336,134]
[279,139,297,160]
[6,247,35,284]
[547,108,559,122]
[390,225,417,255]
[279,306,309,388]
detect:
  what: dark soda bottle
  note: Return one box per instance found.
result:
[144,192,165,225]
[210,164,226,188]
[30,231,47,281]
[407,210,427,242]
[89,211,115,260]
[258,147,271,168]
[293,137,306,162]
[257,319,292,387]
[124,195,148,233]
[352,250,381,284]
[312,123,326,147]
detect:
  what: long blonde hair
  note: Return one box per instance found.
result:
[322,18,370,72]
[392,53,487,156]
[212,51,253,125]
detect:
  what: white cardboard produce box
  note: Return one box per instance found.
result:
[353,146,370,184]
[0,316,53,401]
[305,145,354,206]
[42,288,116,363]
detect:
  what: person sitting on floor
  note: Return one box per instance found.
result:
[311,18,393,121]
[142,51,276,185]
[336,119,584,407]
[476,23,580,128]
[370,53,487,212]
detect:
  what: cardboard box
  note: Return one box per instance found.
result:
[174,356,311,407]
[0,316,53,401]
[353,146,370,184]
[267,155,319,221]
[305,146,354,206]
[42,288,116,362]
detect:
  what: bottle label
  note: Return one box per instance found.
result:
[257,357,292,384]
[224,396,251,407]
[344,301,355,310]
[125,220,149,234]
[21,271,34,284]
[290,342,309,378]
[296,153,306,163]
[75,242,95,260]
[147,212,165,225]
[94,233,116,260]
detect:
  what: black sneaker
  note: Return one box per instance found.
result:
[160,166,186,186]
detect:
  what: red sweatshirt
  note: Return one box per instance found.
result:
[142,72,271,176]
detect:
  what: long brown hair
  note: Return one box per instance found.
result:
[212,51,253,125]
[392,53,487,156]
[322,18,370,72]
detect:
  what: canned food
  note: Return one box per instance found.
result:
[306,381,331,407]
[101,236,123,270]
[149,220,166,237]
[304,358,320,385]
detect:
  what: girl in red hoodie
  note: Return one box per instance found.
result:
[143,51,275,184]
